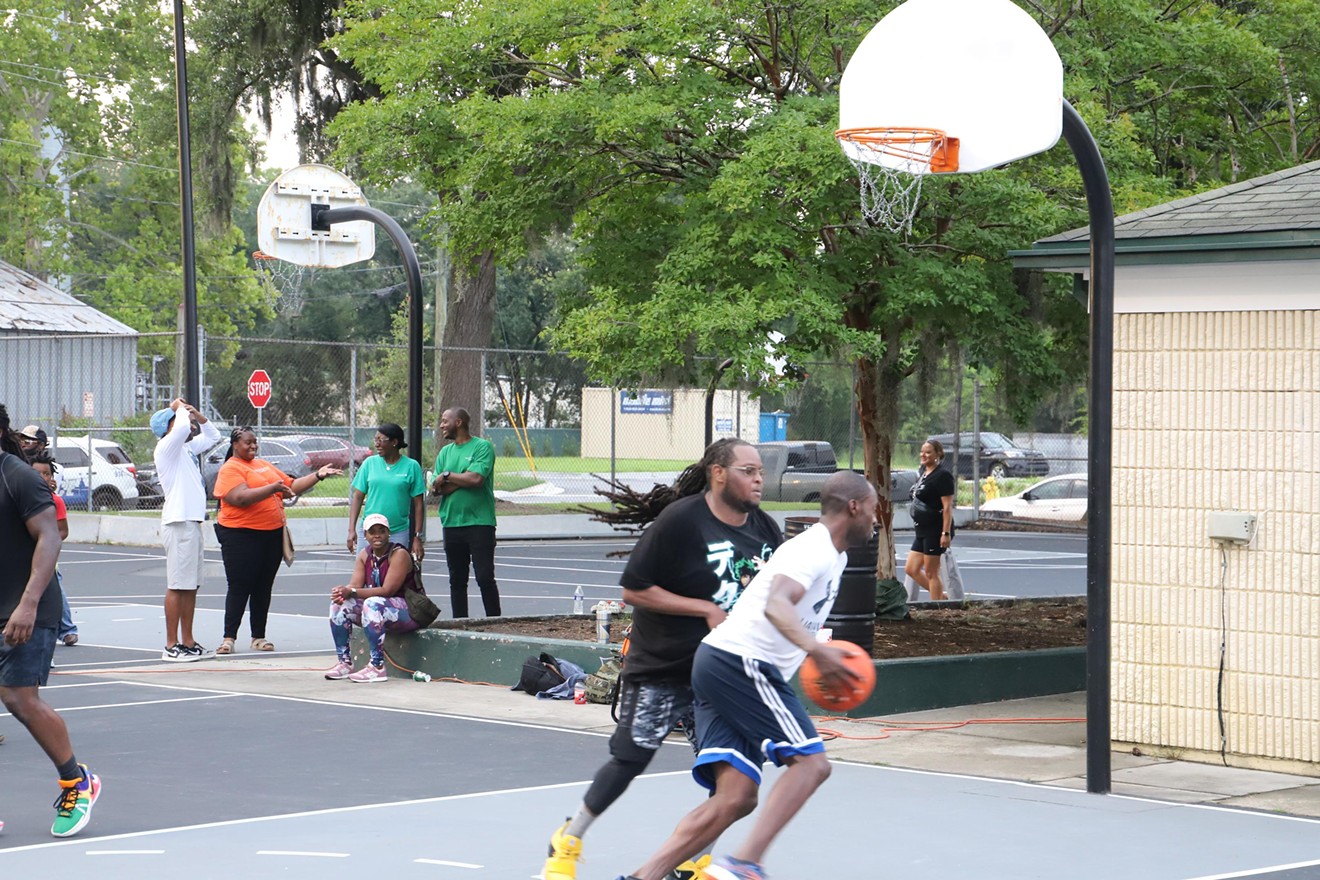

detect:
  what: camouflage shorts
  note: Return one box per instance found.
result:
[609,677,697,760]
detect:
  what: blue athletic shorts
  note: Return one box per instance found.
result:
[0,625,57,687]
[689,642,824,790]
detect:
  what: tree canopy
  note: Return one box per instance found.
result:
[326,0,1320,573]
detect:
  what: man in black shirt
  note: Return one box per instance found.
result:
[0,405,101,837]
[543,438,782,880]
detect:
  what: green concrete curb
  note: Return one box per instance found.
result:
[362,626,1084,712]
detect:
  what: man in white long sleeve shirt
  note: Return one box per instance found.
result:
[151,399,220,662]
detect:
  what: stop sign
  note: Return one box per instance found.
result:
[247,369,272,409]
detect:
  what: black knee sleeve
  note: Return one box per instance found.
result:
[583,753,653,816]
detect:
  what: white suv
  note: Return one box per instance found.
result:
[50,436,141,511]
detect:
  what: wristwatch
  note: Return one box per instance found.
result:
[441,471,451,484]
[941,531,951,536]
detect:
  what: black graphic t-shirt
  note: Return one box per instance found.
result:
[620,493,782,682]
[910,466,956,538]
[0,451,60,628]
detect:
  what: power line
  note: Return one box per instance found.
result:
[0,58,129,86]
[0,136,176,173]
[0,8,149,36]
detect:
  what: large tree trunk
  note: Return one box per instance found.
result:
[434,248,497,435]
[855,354,904,580]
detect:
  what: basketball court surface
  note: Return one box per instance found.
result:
[3,563,1318,877]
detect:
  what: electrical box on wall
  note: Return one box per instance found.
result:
[1207,511,1257,545]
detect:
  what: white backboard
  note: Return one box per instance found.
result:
[838,0,1063,174]
[256,164,376,267]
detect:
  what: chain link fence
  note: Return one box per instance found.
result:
[1,331,1087,520]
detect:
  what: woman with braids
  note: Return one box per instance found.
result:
[542,438,783,880]
[212,427,341,654]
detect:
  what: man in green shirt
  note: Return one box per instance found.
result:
[430,407,500,617]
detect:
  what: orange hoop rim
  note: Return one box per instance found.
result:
[253,250,278,262]
[835,126,960,173]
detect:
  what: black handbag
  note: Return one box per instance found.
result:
[908,497,934,520]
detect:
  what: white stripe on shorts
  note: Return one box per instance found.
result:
[741,655,808,744]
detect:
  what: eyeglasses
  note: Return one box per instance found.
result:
[726,465,765,477]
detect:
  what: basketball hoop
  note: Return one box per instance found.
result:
[253,251,311,316]
[836,128,960,234]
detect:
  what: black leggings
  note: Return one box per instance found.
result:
[214,524,283,640]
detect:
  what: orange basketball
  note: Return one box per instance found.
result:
[799,641,876,712]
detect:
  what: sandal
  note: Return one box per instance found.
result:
[216,638,236,655]
[251,638,275,652]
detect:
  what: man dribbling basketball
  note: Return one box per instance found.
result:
[614,471,877,880]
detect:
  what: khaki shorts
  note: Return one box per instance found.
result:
[163,521,205,591]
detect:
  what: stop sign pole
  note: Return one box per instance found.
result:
[247,369,272,433]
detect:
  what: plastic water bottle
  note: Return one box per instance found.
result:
[412,671,431,682]
[573,585,585,615]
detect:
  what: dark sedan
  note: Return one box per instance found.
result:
[927,432,1050,479]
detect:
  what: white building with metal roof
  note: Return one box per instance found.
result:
[0,260,140,424]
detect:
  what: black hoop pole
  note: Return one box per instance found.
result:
[1061,100,1115,795]
[320,207,426,464]
[172,0,200,404]
[704,358,735,447]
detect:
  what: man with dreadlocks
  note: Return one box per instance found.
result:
[543,438,782,880]
[0,404,100,837]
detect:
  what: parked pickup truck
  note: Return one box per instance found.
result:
[755,441,917,503]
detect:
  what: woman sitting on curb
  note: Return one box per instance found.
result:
[324,513,423,683]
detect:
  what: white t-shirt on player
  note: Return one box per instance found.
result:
[703,521,847,678]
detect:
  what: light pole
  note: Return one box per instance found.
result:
[151,355,165,409]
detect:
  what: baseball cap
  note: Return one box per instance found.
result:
[149,407,176,438]
[362,513,391,532]
[17,424,42,441]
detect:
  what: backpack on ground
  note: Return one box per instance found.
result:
[513,652,566,696]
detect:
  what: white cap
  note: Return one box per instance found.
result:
[362,513,391,532]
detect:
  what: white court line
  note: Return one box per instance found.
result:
[1180,859,1320,880]
[86,850,166,855]
[1,693,240,718]
[257,850,349,858]
[415,858,483,868]
[85,679,634,741]
[0,771,689,854]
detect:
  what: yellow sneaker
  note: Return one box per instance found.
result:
[672,853,712,880]
[543,821,584,880]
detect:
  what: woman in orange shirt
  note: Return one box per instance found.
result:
[212,427,340,655]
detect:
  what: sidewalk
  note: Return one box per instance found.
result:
[156,655,1320,819]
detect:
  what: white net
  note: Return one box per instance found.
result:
[254,252,312,316]
[837,129,943,235]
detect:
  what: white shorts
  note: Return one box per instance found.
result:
[163,521,205,591]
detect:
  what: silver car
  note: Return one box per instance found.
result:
[200,435,313,494]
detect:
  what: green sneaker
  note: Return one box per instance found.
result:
[51,765,100,838]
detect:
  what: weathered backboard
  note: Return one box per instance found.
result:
[838,0,1063,174]
[256,164,375,267]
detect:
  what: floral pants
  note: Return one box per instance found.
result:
[329,596,417,666]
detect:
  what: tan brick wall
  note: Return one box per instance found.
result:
[1112,310,1320,770]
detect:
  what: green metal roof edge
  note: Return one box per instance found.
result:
[1011,233,1320,270]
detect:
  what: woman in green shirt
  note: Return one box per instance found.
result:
[347,423,426,561]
